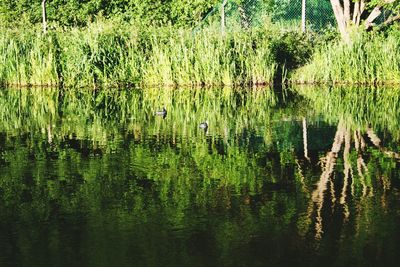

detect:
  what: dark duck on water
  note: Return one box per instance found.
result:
[199,121,208,130]
[155,107,167,118]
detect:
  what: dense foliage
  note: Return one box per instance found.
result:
[0,0,220,27]
[0,0,337,28]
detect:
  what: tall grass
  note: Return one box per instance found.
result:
[293,33,400,84]
[0,28,59,86]
[0,20,314,87]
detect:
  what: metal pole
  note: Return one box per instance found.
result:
[301,0,306,32]
[42,0,47,33]
[221,0,227,33]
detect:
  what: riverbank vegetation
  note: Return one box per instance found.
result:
[0,20,315,87]
[293,30,400,84]
[0,1,399,87]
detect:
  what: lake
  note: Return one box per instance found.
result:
[0,86,399,266]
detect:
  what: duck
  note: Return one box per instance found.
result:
[155,107,167,118]
[199,121,208,130]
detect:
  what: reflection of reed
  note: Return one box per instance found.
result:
[0,87,277,144]
[380,176,391,212]
[310,121,400,239]
[47,124,53,144]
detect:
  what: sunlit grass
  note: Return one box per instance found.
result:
[293,33,400,84]
[0,20,288,87]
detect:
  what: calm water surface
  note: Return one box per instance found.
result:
[0,86,399,266]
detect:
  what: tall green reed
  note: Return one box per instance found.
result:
[0,20,288,87]
[0,29,58,86]
[293,33,400,84]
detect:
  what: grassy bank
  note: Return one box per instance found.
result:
[293,32,400,84]
[0,20,313,87]
[3,19,399,87]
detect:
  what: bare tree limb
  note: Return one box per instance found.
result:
[358,1,366,25]
[365,6,383,29]
[352,1,360,24]
[383,14,400,26]
[344,0,351,23]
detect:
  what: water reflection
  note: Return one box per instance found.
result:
[0,86,399,266]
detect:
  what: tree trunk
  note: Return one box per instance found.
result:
[330,0,350,42]
[330,0,397,42]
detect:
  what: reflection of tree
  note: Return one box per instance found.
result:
[294,86,400,241]
[312,120,345,238]
[0,86,399,265]
[367,128,400,159]
[298,120,400,240]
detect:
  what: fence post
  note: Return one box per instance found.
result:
[221,0,228,33]
[42,0,47,33]
[301,0,306,32]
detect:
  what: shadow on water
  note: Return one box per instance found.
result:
[0,85,399,266]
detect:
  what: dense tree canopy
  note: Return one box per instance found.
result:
[0,0,399,37]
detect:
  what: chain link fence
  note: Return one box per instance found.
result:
[195,0,336,32]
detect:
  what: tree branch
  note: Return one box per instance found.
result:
[352,1,360,24]
[383,14,400,26]
[364,0,397,30]
[344,0,351,23]
[365,6,383,29]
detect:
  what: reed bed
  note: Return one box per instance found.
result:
[0,20,309,87]
[293,33,400,84]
